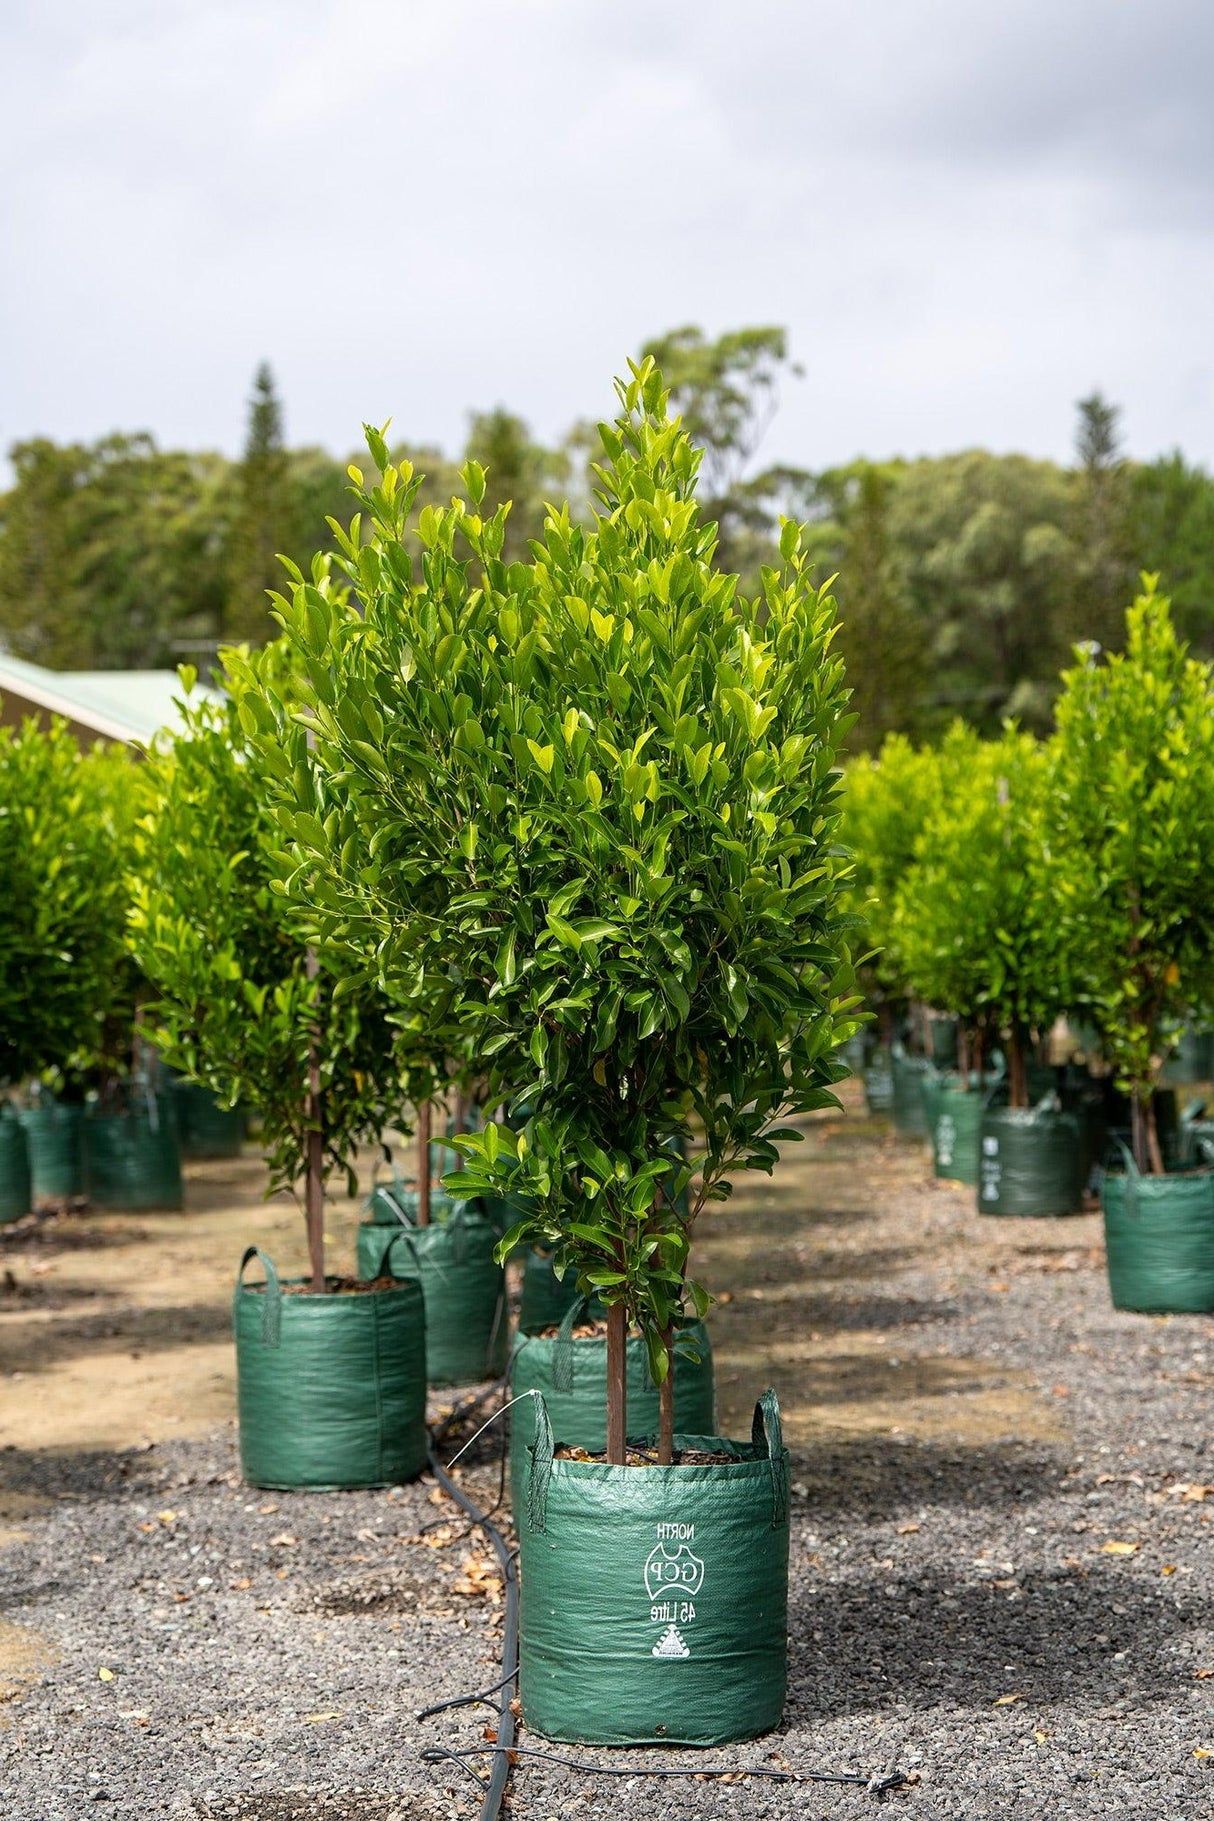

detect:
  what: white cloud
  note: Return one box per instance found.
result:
[1,0,1211,473]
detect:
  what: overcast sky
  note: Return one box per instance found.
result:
[3,0,1212,476]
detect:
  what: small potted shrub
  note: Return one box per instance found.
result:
[266,362,860,1743]
[0,718,135,1213]
[1047,583,1214,1308]
[130,651,428,1488]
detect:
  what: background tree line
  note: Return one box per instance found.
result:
[2,333,1212,749]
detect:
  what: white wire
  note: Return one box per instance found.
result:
[441,1390,539,1470]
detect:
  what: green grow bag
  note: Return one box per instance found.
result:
[170,1081,244,1159]
[509,1303,715,1513]
[1101,1160,1214,1314]
[930,1018,959,1071]
[518,1248,588,1335]
[85,1101,182,1211]
[977,1106,1085,1216]
[862,1052,894,1115]
[519,1389,789,1745]
[890,1052,931,1139]
[0,1109,31,1225]
[18,1101,85,1202]
[930,1084,985,1185]
[233,1247,428,1489]
[357,1195,508,1387]
[1162,1029,1214,1087]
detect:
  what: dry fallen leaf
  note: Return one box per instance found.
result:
[257,1502,279,1515]
[269,1533,298,1548]
[1100,1540,1141,1556]
[993,1693,1024,1706]
[1194,1669,1214,1681]
[1163,1564,1179,1576]
[232,1578,253,1591]
[896,1522,920,1536]
[452,1554,504,1602]
[136,1522,157,1535]
[275,1568,289,1581]
[1034,1728,1054,1742]
[304,1711,343,1725]
[990,1281,1010,1294]
[157,1511,179,1525]
[1050,1385,1070,1398]
[98,1668,114,1682]
[1194,1746,1214,1760]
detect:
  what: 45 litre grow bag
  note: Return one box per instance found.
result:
[170,1080,245,1159]
[518,1388,789,1746]
[509,1301,715,1513]
[85,1100,182,1211]
[518,1248,597,1335]
[233,1248,428,1489]
[890,1052,931,1139]
[18,1101,85,1202]
[1101,1158,1214,1315]
[928,1083,985,1185]
[0,1109,31,1225]
[357,1189,508,1387]
[978,1106,1084,1217]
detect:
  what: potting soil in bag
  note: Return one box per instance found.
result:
[233,1248,427,1489]
[518,1389,789,1745]
[978,1104,1085,1216]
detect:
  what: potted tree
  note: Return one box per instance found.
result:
[0,718,136,1215]
[260,361,860,1743]
[1047,582,1214,1308]
[129,648,429,1488]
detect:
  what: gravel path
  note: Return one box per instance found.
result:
[2,1115,1213,1819]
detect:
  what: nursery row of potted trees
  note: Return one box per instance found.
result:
[123,361,862,1746]
[844,583,1214,1314]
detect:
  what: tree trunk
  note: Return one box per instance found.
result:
[416,1101,432,1226]
[1132,1088,1164,1175]
[1008,1028,1029,1110]
[452,1091,465,1169]
[657,1327,675,1466]
[957,1024,971,1083]
[605,1302,628,1465]
[304,945,325,1293]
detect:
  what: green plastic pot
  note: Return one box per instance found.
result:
[170,1081,245,1159]
[518,1389,789,1745]
[1101,1158,1214,1314]
[233,1248,428,1489]
[518,1248,589,1335]
[509,1301,715,1514]
[18,1101,85,1202]
[0,1109,32,1226]
[357,1193,508,1387]
[890,1052,931,1139]
[978,1106,1085,1216]
[929,1083,985,1185]
[84,1100,183,1211]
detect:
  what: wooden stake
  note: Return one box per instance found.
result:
[605,1302,628,1465]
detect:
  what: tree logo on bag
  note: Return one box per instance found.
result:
[644,1541,705,1599]
[651,1623,690,1658]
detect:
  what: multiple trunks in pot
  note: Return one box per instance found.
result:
[18,1100,85,1203]
[357,1184,508,1387]
[1101,1153,1214,1315]
[509,1302,715,1514]
[978,1105,1085,1217]
[233,1248,428,1489]
[0,1108,31,1225]
[84,1097,182,1211]
[518,1389,790,1745]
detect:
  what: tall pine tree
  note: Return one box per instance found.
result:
[226,363,289,643]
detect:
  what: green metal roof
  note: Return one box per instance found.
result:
[0,652,218,746]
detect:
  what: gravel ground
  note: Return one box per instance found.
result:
[2,1115,1213,1819]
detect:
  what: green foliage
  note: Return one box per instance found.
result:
[841,731,946,999]
[0,718,136,1089]
[464,407,570,564]
[890,728,1065,1095]
[129,651,405,1198]
[1045,581,1214,1161]
[255,360,861,1356]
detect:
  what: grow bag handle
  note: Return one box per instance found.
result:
[1111,1138,1140,1219]
[552,1295,593,1394]
[236,1246,282,1348]
[751,1388,789,1529]
[526,1392,555,1535]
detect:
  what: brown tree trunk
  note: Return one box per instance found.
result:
[1008,1028,1029,1110]
[1132,1089,1164,1175]
[606,1302,628,1465]
[416,1101,432,1226]
[957,1024,971,1083]
[657,1327,675,1466]
[452,1091,465,1169]
[305,946,325,1293]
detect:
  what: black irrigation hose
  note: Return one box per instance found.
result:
[420,1743,907,1795]
[426,1387,519,1821]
